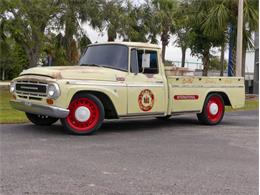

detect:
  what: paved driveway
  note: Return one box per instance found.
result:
[0,110,258,195]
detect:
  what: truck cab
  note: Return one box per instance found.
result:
[10,42,245,135]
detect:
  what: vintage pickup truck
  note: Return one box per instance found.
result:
[10,42,245,134]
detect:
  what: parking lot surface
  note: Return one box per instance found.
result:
[0,110,258,195]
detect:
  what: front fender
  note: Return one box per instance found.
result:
[55,80,127,116]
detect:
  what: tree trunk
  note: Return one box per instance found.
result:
[28,53,39,68]
[108,27,116,42]
[161,32,169,63]
[64,9,77,64]
[15,28,41,68]
[241,47,246,77]
[2,68,5,81]
[161,44,166,63]
[181,47,186,67]
[220,44,225,76]
[108,36,115,42]
[24,45,40,68]
[28,28,41,67]
[202,50,210,76]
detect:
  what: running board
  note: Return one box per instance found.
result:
[119,110,201,119]
[119,112,165,119]
[171,110,201,115]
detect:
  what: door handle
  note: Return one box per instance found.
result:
[155,81,164,84]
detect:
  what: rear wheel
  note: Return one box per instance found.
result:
[26,113,58,125]
[197,94,225,125]
[61,94,104,135]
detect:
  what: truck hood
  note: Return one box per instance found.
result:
[20,66,127,81]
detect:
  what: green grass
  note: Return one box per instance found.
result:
[0,89,258,124]
[225,99,259,112]
[0,90,28,124]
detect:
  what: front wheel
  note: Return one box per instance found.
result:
[197,94,225,125]
[61,94,105,135]
[26,113,58,125]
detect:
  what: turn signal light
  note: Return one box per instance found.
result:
[46,98,53,105]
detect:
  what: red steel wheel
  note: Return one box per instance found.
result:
[61,94,104,135]
[206,96,224,123]
[197,94,225,125]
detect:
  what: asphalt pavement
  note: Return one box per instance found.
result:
[0,110,259,195]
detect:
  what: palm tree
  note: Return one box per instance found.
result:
[201,0,259,76]
[187,0,223,76]
[120,1,149,42]
[58,0,102,64]
[146,0,177,63]
[174,0,192,67]
[100,0,124,41]
[0,0,61,67]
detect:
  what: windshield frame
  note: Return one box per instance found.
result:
[79,44,129,72]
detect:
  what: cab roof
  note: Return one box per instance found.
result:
[89,42,161,49]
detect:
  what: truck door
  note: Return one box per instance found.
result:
[126,48,166,116]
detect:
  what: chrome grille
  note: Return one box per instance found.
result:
[15,80,48,100]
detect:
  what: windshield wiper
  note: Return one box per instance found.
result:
[80,63,126,72]
[80,63,103,68]
[81,63,113,70]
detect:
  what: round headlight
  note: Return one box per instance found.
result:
[10,82,16,93]
[47,83,60,99]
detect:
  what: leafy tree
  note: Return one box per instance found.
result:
[187,0,226,76]
[0,0,60,67]
[62,1,79,64]
[12,43,29,78]
[42,33,69,66]
[99,0,125,41]
[79,35,92,54]
[0,30,14,80]
[142,1,159,44]
[189,28,221,76]
[0,21,28,80]
[174,0,192,67]
[56,0,99,64]
[150,0,177,63]
[201,0,258,76]
[209,55,227,71]
[120,2,149,42]
[0,0,97,69]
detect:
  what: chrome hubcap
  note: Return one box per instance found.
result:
[209,103,218,115]
[75,106,91,122]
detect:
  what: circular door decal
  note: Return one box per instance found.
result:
[138,89,155,111]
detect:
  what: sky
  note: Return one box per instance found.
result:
[79,0,258,72]
[82,23,225,68]
[82,23,203,62]
[81,0,222,67]
[82,20,255,72]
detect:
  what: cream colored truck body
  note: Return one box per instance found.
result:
[10,42,245,121]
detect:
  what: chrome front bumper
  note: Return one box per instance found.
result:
[10,99,69,118]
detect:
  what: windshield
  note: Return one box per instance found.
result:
[79,44,128,71]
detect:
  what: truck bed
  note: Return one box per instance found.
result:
[167,76,245,113]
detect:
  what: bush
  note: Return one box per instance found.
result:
[209,56,227,71]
